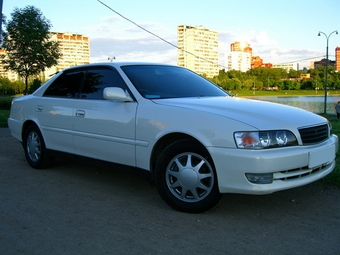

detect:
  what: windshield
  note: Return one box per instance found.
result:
[121,65,229,99]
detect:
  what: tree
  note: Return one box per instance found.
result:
[28,78,42,94]
[11,80,25,95]
[1,6,61,93]
[0,77,11,95]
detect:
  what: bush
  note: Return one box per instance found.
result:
[28,79,42,94]
[0,110,9,127]
[0,97,13,110]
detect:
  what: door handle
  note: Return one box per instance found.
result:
[36,105,43,112]
[75,110,85,118]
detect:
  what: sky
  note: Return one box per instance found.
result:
[2,0,340,69]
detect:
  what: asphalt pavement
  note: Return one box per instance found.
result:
[1,128,340,255]
[0,127,10,136]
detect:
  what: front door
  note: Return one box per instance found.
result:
[72,67,138,166]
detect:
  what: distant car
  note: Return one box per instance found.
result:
[8,62,338,213]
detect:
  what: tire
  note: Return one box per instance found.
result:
[23,124,54,169]
[155,139,222,213]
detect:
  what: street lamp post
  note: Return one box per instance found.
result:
[318,30,338,114]
[108,56,115,62]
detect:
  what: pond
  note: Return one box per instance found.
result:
[251,95,340,114]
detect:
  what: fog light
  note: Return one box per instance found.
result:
[245,173,273,184]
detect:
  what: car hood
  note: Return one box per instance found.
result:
[153,96,327,130]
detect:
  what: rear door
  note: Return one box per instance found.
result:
[37,70,85,153]
[72,66,138,166]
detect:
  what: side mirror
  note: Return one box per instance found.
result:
[103,87,133,102]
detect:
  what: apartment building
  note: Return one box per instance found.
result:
[313,58,335,69]
[273,63,297,71]
[0,49,17,81]
[177,25,219,78]
[227,41,252,72]
[0,32,90,80]
[45,32,90,76]
[227,52,251,72]
[230,41,252,54]
[251,56,263,68]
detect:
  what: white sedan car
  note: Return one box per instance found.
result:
[8,63,338,213]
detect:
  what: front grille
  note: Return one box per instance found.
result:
[273,163,331,181]
[298,124,329,144]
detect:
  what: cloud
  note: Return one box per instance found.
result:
[87,18,324,70]
[219,30,325,68]
[87,15,178,63]
[254,46,324,66]
[90,35,178,64]
[249,31,278,47]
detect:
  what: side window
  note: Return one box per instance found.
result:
[80,68,128,99]
[43,71,84,98]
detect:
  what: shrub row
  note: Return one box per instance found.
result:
[0,97,13,110]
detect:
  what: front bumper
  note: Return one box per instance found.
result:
[208,134,338,194]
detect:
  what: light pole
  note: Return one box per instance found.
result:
[108,56,115,62]
[0,0,3,43]
[318,30,338,114]
[253,77,256,95]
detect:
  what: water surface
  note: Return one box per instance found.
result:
[252,96,340,114]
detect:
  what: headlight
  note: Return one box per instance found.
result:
[234,130,298,149]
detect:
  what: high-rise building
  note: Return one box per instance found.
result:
[314,58,336,69]
[251,56,263,68]
[0,49,17,81]
[227,41,252,72]
[228,41,273,70]
[336,47,340,71]
[45,32,90,76]
[0,32,90,80]
[273,63,297,71]
[177,25,219,77]
[230,41,252,54]
[227,52,251,72]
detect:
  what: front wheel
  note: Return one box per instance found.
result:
[155,139,222,213]
[23,124,54,169]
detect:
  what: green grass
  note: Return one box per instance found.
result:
[320,114,340,187]
[0,95,339,187]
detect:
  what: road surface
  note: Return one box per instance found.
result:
[0,128,339,255]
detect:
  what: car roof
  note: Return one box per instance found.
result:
[63,62,177,72]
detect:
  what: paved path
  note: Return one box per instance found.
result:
[0,128,10,137]
[0,130,340,255]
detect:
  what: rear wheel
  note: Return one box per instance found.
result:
[23,125,54,169]
[155,139,222,213]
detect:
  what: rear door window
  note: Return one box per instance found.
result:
[43,71,84,98]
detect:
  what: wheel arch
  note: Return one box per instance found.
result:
[150,132,212,178]
[21,120,40,141]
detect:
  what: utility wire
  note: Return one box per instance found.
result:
[277,56,325,65]
[97,0,178,50]
[97,0,326,71]
[97,0,221,68]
